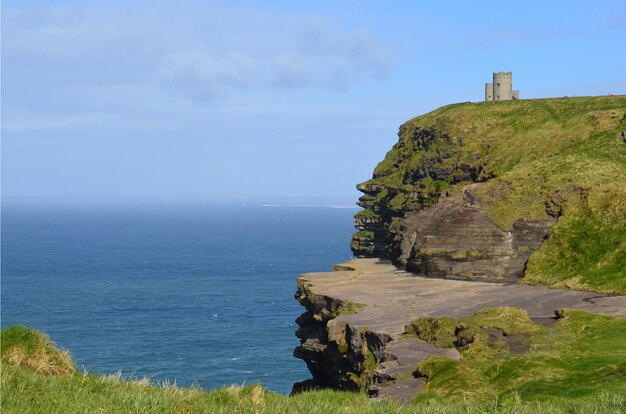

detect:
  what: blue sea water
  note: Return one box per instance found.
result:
[1,203,357,394]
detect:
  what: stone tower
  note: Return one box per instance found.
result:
[493,71,513,100]
[485,71,519,101]
[485,83,493,101]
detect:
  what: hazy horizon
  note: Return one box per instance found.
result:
[1,193,361,207]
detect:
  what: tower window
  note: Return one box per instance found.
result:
[497,83,500,87]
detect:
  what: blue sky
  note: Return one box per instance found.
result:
[2,0,625,203]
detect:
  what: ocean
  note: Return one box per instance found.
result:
[1,203,357,394]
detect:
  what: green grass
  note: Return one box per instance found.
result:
[1,325,75,376]
[404,316,458,348]
[408,308,626,405]
[331,301,367,317]
[352,230,376,239]
[354,209,379,219]
[523,190,626,293]
[362,95,626,292]
[4,364,624,414]
[2,325,626,413]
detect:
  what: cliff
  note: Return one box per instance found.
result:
[294,96,626,402]
[293,259,626,402]
[352,96,626,293]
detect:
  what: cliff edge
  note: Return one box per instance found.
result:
[352,96,626,293]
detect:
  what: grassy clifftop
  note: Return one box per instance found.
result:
[355,96,626,292]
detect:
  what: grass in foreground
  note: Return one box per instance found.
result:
[2,365,625,414]
[1,325,74,376]
[2,323,626,413]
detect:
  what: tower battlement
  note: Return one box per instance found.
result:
[493,71,512,81]
[485,72,518,101]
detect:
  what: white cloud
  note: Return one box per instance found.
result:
[158,51,263,101]
[155,26,393,101]
[3,1,395,106]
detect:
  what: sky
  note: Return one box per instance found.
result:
[2,0,625,204]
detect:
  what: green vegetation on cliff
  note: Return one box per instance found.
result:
[356,96,626,292]
[2,325,625,413]
[523,190,626,292]
[407,307,626,405]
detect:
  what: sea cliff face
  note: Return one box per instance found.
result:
[293,96,626,401]
[351,118,553,283]
[352,96,626,289]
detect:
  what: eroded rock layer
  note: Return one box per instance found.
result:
[392,186,552,282]
[349,121,508,278]
[292,259,626,401]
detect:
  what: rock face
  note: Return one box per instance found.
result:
[354,177,553,283]
[292,276,393,393]
[350,113,551,282]
[292,259,626,401]
[292,261,465,401]
[352,124,478,260]
[392,186,553,282]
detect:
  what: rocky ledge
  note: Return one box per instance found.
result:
[293,258,626,402]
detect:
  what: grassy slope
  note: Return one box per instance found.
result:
[369,96,626,293]
[3,324,625,413]
[407,308,626,405]
[1,325,75,376]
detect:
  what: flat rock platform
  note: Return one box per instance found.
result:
[303,258,626,338]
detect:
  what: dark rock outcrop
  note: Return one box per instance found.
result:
[391,186,553,282]
[350,121,552,282]
[292,277,392,392]
[350,123,491,261]
[292,264,463,400]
